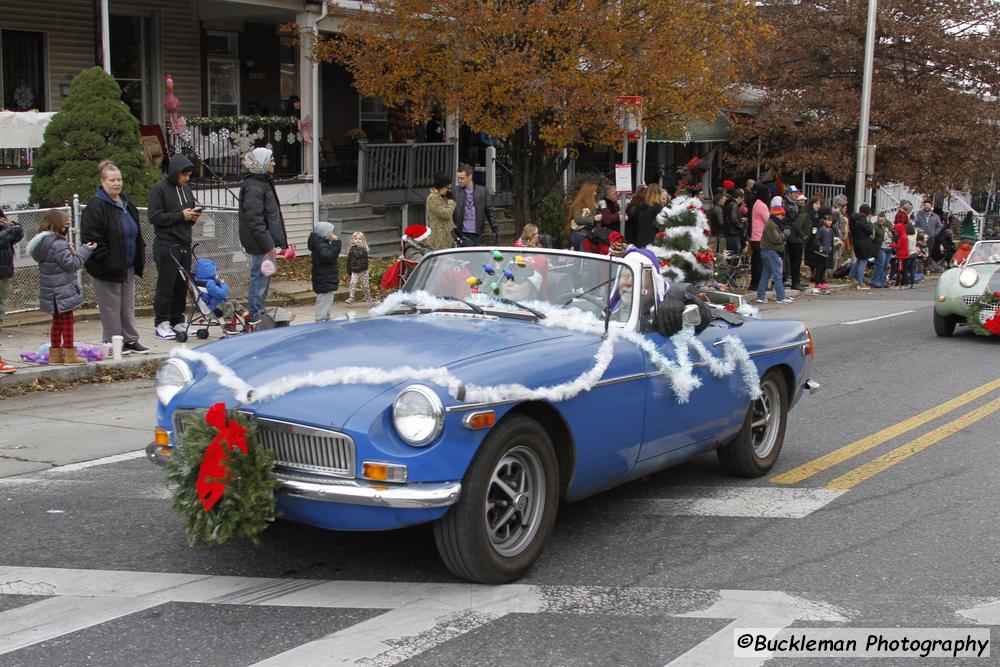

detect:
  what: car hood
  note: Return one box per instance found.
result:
[174,313,585,427]
[940,263,1000,296]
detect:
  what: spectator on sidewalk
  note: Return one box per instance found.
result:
[28,210,96,365]
[892,219,913,288]
[239,148,288,325]
[913,199,943,257]
[308,221,341,322]
[0,208,23,333]
[788,195,814,291]
[0,208,23,373]
[871,212,894,288]
[849,204,878,289]
[707,188,726,252]
[81,160,149,354]
[749,183,771,291]
[754,200,793,304]
[345,231,373,306]
[831,193,850,268]
[806,207,835,290]
[148,155,199,340]
[722,187,744,255]
[451,163,498,247]
[598,186,622,233]
[624,185,648,245]
[426,173,456,250]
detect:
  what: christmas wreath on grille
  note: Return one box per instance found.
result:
[167,403,280,546]
[966,291,1000,337]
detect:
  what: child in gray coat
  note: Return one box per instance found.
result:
[26,210,96,364]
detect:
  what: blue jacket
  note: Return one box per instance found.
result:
[194,258,228,309]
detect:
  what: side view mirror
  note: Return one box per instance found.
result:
[682,303,702,328]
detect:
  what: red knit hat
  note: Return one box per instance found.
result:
[722,179,735,190]
[403,225,431,243]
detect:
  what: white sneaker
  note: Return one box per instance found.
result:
[155,322,176,339]
[173,322,190,333]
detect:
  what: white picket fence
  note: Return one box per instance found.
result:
[803,182,845,206]
[877,183,985,237]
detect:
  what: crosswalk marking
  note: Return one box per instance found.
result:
[619,487,844,518]
[0,565,849,663]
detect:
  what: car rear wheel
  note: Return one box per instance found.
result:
[717,370,788,477]
[933,310,957,337]
[433,415,559,584]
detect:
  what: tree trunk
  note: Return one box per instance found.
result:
[508,120,572,234]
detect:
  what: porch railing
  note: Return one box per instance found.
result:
[168,116,304,179]
[803,182,845,206]
[358,141,455,201]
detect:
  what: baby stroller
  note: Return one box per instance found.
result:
[170,245,249,342]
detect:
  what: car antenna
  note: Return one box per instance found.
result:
[603,249,614,338]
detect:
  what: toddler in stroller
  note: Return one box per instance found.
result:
[175,256,250,341]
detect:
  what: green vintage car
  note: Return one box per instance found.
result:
[934,240,1000,336]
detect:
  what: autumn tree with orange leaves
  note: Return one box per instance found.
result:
[309,0,764,228]
[727,0,1000,196]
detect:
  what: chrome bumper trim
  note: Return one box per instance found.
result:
[278,476,462,508]
[805,379,821,395]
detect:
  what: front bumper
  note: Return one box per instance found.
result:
[146,441,461,510]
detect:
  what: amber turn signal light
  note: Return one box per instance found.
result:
[463,411,496,429]
[803,328,815,357]
[154,428,170,446]
[362,462,408,483]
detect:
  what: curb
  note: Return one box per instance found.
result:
[0,354,165,388]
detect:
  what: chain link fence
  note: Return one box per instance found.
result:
[5,201,247,314]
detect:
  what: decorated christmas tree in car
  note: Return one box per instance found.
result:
[650,157,715,284]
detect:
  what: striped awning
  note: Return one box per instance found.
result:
[647,115,731,144]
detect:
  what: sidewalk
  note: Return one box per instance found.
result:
[0,279,369,388]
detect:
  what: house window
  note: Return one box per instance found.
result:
[360,96,389,142]
[110,15,153,123]
[1,30,46,111]
[206,31,239,117]
[279,35,298,112]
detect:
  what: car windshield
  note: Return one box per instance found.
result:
[966,241,1000,265]
[402,248,635,322]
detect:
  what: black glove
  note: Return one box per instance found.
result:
[654,283,712,336]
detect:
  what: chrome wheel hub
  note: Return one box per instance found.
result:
[484,446,545,557]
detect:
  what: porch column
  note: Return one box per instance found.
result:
[296,10,317,178]
[100,0,111,74]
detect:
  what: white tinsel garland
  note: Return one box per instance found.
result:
[172,292,761,406]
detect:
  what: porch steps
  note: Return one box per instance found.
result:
[322,203,400,258]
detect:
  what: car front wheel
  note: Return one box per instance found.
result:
[933,309,957,337]
[717,369,788,477]
[433,415,559,584]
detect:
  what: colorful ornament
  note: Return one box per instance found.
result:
[466,276,481,287]
[724,303,737,312]
[490,281,500,294]
[482,264,496,275]
[514,256,526,267]
[491,250,504,261]
[503,269,514,281]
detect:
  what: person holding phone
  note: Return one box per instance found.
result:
[148,155,200,339]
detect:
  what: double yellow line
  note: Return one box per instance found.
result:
[773,377,1000,491]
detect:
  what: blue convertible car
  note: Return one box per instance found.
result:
[150,247,817,583]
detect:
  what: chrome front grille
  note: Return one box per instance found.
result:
[172,410,355,478]
[963,294,983,307]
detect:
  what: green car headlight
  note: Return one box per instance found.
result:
[959,268,979,288]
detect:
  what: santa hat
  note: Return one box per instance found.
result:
[722,179,735,190]
[403,224,431,243]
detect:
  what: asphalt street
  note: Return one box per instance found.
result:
[1,281,998,666]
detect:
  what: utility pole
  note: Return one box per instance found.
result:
[853,0,878,212]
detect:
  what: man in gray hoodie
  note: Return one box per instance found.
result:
[148,155,200,339]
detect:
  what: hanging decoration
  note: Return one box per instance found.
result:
[173,288,762,407]
[167,403,280,546]
[966,291,1000,337]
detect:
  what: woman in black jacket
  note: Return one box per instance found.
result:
[238,148,288,323]
[80,160,148,352]
[849,205,878,289]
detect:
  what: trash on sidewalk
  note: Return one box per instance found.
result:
[19,342,105,365]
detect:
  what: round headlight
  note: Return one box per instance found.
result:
[156,359,192,405]
[959,268,979,288]
[392,385,444,446]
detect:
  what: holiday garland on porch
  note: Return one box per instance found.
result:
[965,291,1000,337]
[167,403,280,546]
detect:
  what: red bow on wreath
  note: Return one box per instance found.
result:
[985,312,1000,336]
[195,402,248,512]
